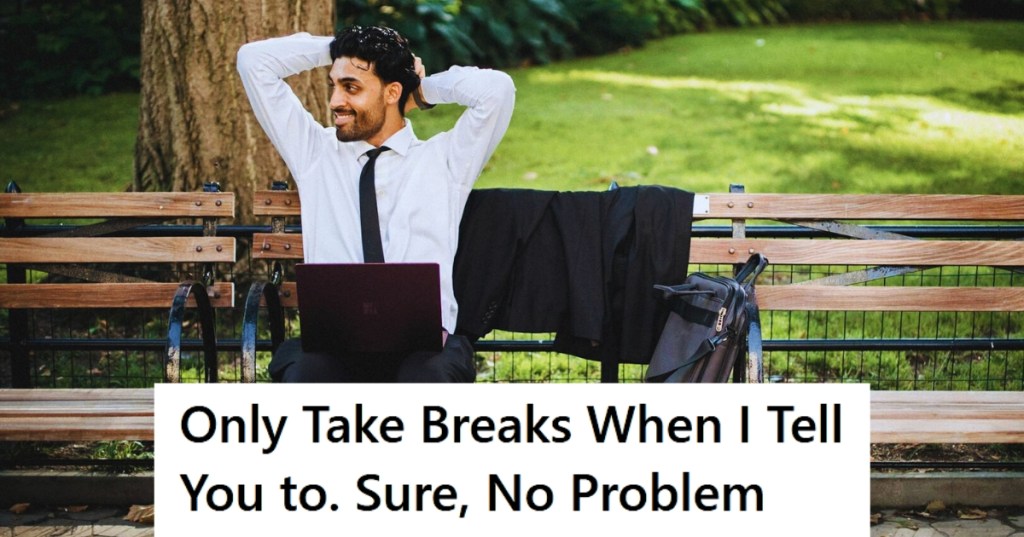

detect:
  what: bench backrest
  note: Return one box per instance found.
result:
[250,189,1024,313]
[1,190,237,309]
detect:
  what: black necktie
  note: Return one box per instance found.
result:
[359,146,390,263]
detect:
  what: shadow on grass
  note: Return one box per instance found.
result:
[931,80,1024,115]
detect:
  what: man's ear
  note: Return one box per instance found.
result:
[384,81,403,105]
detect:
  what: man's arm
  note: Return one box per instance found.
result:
[418,66,516,187]
[236,33,333,178]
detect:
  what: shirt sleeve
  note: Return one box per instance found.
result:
[420,66,516,187]
[236,33,334,179]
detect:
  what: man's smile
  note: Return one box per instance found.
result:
[333,109,355,126]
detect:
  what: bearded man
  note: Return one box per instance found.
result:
[237,26,515,382]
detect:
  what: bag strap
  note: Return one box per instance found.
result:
[654,283,715,298]
[655,283,719,327]
[660,330,732,383]
[736,253,768,291]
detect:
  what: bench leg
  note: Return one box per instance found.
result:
[7,265,31,388]
[165,281,218,383]
[241,280,285,383]
[744,301,764,383]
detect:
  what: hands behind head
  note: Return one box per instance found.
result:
[405,55,430,112]
[413,55,425,80]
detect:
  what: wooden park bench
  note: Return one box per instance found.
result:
[240,184,1024,445]
[0,184,237,385]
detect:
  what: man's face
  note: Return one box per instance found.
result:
[328,57,389,143]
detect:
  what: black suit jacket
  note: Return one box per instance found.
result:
[454,186,694,365]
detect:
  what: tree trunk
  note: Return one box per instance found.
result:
[134,0,334,222]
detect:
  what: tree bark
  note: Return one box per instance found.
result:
[134,0,334,222]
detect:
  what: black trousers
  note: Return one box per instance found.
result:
[269,335,476,383]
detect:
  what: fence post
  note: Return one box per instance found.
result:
[730,184,747,384]
[5,181,30,387]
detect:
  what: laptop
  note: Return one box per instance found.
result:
[295,263,444,354]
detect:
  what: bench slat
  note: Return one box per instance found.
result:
[871,420,1024,443]
[0,192,235,218]
[872,404,1024,420]
[257,234,1024,267]
[0,401,153,417]
[254,191,1024,221]
[704,194,1024,220]
[0,283,235,308]
[0,237,236,264]
[757,286,1024,311]
[0,418,154,442]
[690,239,1024,266]
[252,233,303,260]
[253,191,301,216]
[872,391,1024,404]
[0,388,153,402]
[261,283,1024,312]
[271,282,299,308]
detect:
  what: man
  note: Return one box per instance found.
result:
[237,26,515,382]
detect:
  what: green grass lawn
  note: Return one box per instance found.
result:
[422,20,1024,194]
[0,93,139,192]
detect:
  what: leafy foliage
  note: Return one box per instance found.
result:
[779,0,963,21]
[558,0,651,55]
[92,440,154,461]
[706,0,789,26]
[0,1,141,99]
[457,0,578,66]
[628,0,714,36]
[960,0,1024,19]
[337,0,477,70]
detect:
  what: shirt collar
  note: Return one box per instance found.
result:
[347,119,417,161]
[382,119,416,156]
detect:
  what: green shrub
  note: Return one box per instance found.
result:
[338,0,579,69]
[457,0,578,66]
[616,0,711,38]
[336,0,794,69]
[960,0,1024,19]
[559,0,652,55]
[0,1,141,99]
[779,0,963,21]
[705,0,789,26]
[337,0,477,71]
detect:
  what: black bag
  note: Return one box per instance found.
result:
[645,254,768,383]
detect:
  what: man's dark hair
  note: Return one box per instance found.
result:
[330,26,420,115]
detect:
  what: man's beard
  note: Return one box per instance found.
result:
[334,94,387,143]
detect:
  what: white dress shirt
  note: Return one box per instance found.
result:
[237,33,515,333]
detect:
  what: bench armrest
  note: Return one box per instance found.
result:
[165,281,220,383]
[240,280,286,383]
